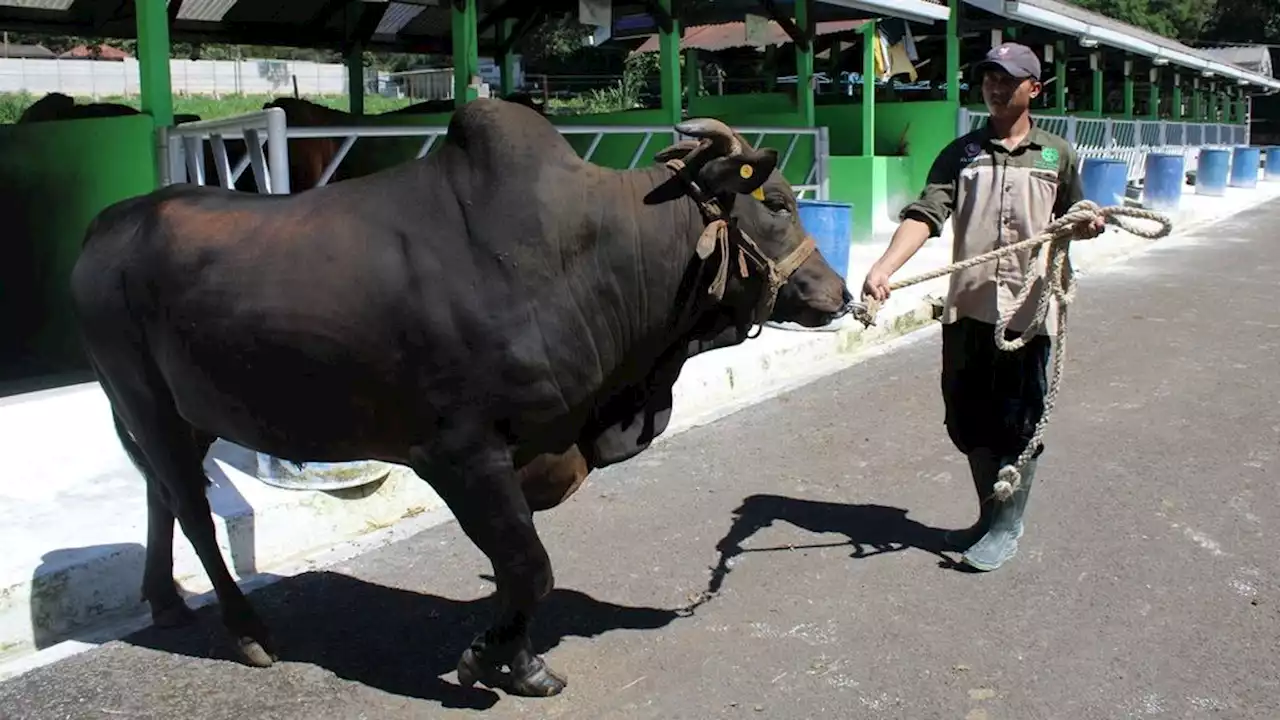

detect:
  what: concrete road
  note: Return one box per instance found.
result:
[3,202,1279,720]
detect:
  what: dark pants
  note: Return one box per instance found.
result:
[940,317,1051,460]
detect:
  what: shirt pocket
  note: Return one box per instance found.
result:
[1027,170,1061,225]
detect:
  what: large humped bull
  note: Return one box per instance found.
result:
[69,98,853,697]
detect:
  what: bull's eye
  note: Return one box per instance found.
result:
[764,197,791,216]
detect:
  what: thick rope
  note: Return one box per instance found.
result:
[855,200,1173,501]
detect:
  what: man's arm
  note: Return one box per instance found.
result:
[1055,144,1105,238]
[863,144,960,300]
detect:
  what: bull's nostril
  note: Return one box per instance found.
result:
[841,287,853,304]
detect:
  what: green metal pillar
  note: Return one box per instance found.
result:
[1171,72,1182,121]
[499,17,517,97]
[1208,82,1218,121]
[1091,52,1103,114]
[686,48,700,100]
[135,0,173,128]
[946,0,960,103]
[347,45,365,115]
[1054,41,1066,112]
[1148,66,1160,119]
[862,20,876,157]
[1192,79,1202,120]
[452,0,479,107]
[658,0,681,125]
[1123,57,1134,117]
[795,0,814,126]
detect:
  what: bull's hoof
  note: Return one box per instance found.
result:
[236,636,278,668]
[456,646,567,697]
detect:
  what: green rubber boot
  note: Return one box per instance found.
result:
[943,450,999,552]
[961,458,1036,572]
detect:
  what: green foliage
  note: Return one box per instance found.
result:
[0,92,413,124]
[548,50,659,115]
[1203,0,1280,43]
[1069,0,1218,39]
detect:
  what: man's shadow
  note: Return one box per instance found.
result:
[703,493,971,598]
[122,570,688,710]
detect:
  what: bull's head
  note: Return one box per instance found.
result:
[656,118,854,329]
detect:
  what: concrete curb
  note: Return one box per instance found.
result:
[2,181,1278,678]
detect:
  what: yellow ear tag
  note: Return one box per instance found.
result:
[751,187,765,201]
[739,164,754,180]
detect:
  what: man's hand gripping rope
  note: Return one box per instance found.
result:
[852,200,1174,501]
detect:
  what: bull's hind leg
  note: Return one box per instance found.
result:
[113,412,198,627]
[107,388,276,667]
[411,440,567,697]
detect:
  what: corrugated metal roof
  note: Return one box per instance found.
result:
[1199,45,1273,76]
[632,19,869,54]
[172,0,237,23]
[0,0,75,10]
[375,1,426,37]
[1008,0,1272,78]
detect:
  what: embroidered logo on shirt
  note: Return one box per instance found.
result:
[1036,147,1060,170]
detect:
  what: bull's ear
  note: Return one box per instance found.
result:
[700,148,778,195]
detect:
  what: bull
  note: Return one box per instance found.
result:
[69,98,854,697]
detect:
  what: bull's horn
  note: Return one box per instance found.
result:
[675,118,742,156]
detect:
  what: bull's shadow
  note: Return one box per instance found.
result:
[706,493,963,596]
[122,570,684,710]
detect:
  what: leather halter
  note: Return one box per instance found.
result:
[663,157,818,328]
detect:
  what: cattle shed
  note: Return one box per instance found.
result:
[0,0,1276,666]
[2,1,1276,400]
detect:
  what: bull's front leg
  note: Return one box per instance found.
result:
[410,438,567,697]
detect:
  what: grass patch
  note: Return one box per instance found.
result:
[0,92,416,124]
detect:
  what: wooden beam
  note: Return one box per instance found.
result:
[88,0,130,33]
[641,0,675,35]
[476,0,523,37]
[340,0,389,54]
[760,0,810,51]
[307,0,351,32]
[495,5,543,59]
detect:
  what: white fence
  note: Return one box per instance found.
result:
[0,57,352,98]
[164,118,830,201]
[958,108,1250,184]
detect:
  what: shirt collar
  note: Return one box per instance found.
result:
[982,117,1047,153]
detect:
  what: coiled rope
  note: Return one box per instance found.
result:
[853,200,1174,501]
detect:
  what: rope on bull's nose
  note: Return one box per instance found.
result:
[853,200,1173,501]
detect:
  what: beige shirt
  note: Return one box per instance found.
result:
[899,121,1084,335]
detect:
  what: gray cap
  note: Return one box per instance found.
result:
[975,42,1042,81]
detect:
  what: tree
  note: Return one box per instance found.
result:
[1202,0,1280,43]
[1070,0,1217,40]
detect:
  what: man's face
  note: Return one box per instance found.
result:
[982,69,1042,118]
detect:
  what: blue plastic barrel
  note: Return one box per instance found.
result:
[796,199,853,281]
[1265,147,1280,181]
[1231,146,1262,188]
[1196,148,1230,196]
[1143,153,1185,212]
[1081,158,1130,207]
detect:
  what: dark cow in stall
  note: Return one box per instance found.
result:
[17,91,202,125]
[69,98,853,697]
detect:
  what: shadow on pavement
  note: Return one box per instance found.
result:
[707,493,968,595]
[120,570,686,710]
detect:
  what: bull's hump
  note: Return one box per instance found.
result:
[448,99,579,167]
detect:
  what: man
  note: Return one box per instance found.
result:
[861,43,1105,572]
